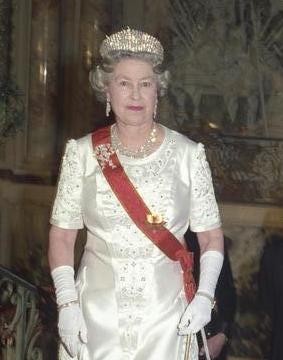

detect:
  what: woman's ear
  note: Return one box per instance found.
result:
[105,85,111,99]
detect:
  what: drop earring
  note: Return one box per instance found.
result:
[106,95,111,117]
[153,98,158,120]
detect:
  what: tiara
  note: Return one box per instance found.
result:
[100,28,164,64]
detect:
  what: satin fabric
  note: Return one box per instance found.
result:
[51,126,221,360]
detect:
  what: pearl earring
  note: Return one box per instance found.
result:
[106,96,111,117]
[153,98,158,119]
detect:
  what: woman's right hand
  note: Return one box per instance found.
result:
[59,303,87,357]
[50,265,88,357]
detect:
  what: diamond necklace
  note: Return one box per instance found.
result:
[111,122,158,159]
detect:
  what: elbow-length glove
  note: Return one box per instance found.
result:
[178,250,224,335]
[51,266,87,357]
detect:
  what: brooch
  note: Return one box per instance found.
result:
[146,213,166,226]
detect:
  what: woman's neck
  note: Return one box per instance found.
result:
[115,121,155,150]
[111,121,164,159]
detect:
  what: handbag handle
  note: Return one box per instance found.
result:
[184,330,211,360]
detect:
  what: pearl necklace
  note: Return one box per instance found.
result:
[111,123,158,159]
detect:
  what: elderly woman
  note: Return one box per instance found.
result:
[48,28,224,360]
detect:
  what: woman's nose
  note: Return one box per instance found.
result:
[131,85,141,100]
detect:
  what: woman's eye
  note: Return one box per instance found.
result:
[141,81,151,87]
[119,80,128,86]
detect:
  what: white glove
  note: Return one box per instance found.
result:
[178,293,212,334]
[178,250,223,335]
[58,303,87,357]
[51,265,88,357]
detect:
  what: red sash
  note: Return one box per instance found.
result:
[92,126,196,302]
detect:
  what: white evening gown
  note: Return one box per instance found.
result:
[50,125,221,360]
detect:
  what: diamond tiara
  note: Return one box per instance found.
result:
[100,28,164,64]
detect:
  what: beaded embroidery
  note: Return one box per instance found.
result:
[189,143,220,230]
[51,140,83,227]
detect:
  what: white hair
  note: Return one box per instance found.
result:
[89,51,170,102]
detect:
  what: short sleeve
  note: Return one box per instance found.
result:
[189,143,221,232]
[50,139,84,229]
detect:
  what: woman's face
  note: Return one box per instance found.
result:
[106,58,157,127]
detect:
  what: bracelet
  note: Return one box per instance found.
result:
[196,291,215,308]
[58,300,79,311]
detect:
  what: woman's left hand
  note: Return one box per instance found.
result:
[178,295,211,335]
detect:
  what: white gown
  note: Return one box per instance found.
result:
[50,125,221,360]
